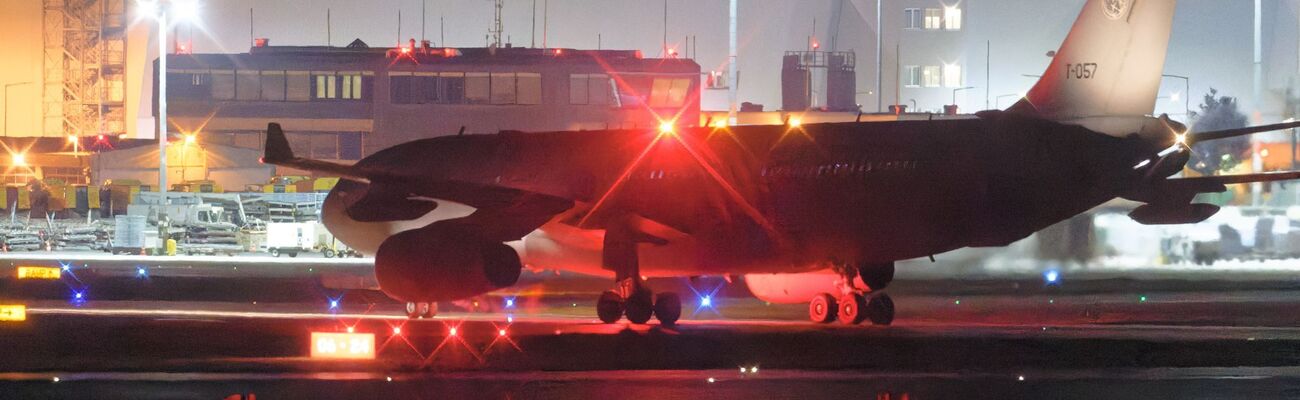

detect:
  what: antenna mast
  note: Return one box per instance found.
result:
[489,0,504,47]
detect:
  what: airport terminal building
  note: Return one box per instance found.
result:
[161,41,702,166]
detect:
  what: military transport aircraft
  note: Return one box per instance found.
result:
[263,0,1300,326]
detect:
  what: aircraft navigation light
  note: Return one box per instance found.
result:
[392,327,402,335]
[1044,270,1060,284]
[498,329,507,337]
[449,327,458,336]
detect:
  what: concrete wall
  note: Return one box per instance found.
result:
[0,1,43,137]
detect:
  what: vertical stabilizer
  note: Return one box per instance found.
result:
[1009,0,1177,121]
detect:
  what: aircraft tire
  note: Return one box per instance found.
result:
[837,293,868,325]
[597,290,624,323]
[865,294,894,326]
[809,293,837,323]
[419,302,436,319]
[653,292,682,326]
[625,289,655,324]
[405,302,421,319]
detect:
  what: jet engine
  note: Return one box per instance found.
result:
[374,224,522,302]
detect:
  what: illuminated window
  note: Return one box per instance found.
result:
[340,74,363,100]
[903,8,922,30]
[943,64,962,88]
[903,66,921,87]
[922,66,941,87]
[924,8,942,30]
[946,6,967,30]
[314,74,337,99]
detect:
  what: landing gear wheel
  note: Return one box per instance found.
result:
[865,293,895,326]
[809,293,838,324]
[624,289,655,324]
[597,290,625,323]
[405,302,420,319]
[858,263,895,291]
[837,293,868,325]
[653,292,682,326]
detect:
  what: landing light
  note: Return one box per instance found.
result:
[1174,133,1188,147]
[658,122,676,135]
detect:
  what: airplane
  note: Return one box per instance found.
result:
[262,0,1300,326]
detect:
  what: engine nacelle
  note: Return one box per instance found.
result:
[1128,203,1220,225]
[374,225,521,302]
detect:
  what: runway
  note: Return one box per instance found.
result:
[4,257,1300,398]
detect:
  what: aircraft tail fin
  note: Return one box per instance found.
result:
[263,123,295,164]
[1008,0,1178,121]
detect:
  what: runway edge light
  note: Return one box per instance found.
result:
[0,305,26,322]
[310,332,375,360]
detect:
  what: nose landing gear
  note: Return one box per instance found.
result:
[405,301,436,319]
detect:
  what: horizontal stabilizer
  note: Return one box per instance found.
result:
[1189,120,1300,144]
[262,123,372,182]
[1170,171,1300,186]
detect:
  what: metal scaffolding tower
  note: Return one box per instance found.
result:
[43,0,128,138]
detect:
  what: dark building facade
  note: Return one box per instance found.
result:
[159,41,701,165]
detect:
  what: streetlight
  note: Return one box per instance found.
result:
[952,86,976,108]
[136,0,199,201]
[1162,74,1191,118]
[3,82,33,137]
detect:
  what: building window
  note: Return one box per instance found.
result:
[391,74,443,104]
[924,8,942,30]
[340,74,363,100]
[235,70,260,101]
[903,8,922,30]
[260,71,286,101]
[314,74,337,99]
[943,64,962,88]
[490,73,518,105]
[211,70,234,100]
[465,73,490,104]
[570,74,614,105]
[517,72,542,105]
[339,132,363,160]
[944,7,962,30]
[903,66,922,87]
[648,78,691,108]
[167,70,210,98]
[922,66,941,87]
[441,73,466,103]
[286,71,310,101]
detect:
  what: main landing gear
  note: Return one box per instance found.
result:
[594,217,682,326]
[405,301,436,319]
[809,262,895,326]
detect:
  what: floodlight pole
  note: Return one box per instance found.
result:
[158,11,168,203]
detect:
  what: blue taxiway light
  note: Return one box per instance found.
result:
[700,296,712,307]
[136,267,147,277]
[1044,270,1060,284]
[505,298,515,308]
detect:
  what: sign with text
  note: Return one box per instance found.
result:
[16,267,60,280]
[0,305,26,322]
[310,332,375,360]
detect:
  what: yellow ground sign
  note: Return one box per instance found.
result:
[16,266,61,280]
[0,305,26,321]
[310,332,375,360]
